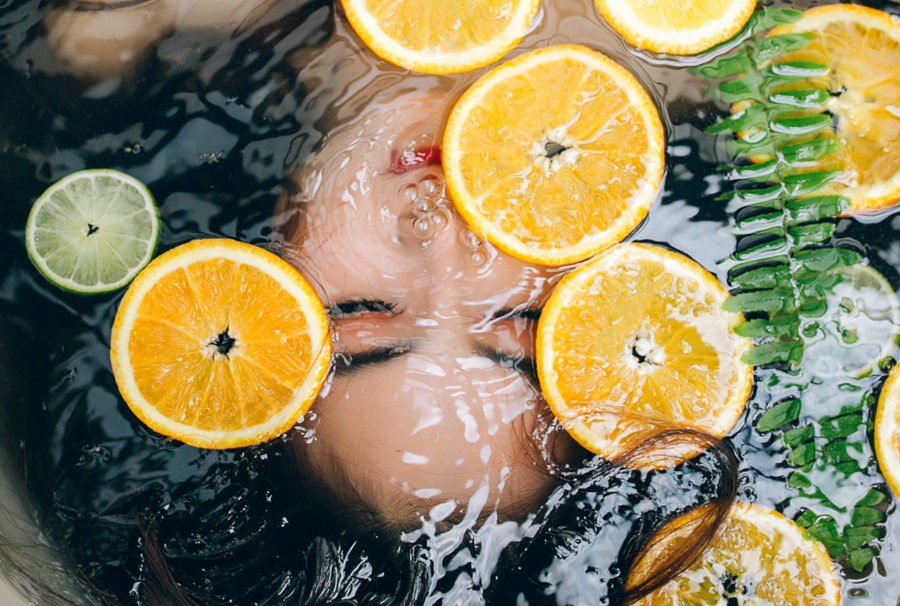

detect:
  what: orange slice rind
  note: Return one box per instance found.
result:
[110,239,332,449]
[536,243,753,469]
[341,0,541,75]
[443,45,665,267]
[593,0,757,56]
[628,502,842,604]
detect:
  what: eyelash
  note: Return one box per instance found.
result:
[330,299,397,318]
[335,344,412,372]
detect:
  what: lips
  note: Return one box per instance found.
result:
[390,145,442,174]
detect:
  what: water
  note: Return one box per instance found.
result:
[0,0,897,604]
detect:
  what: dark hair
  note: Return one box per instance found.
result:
[116,425,739,605]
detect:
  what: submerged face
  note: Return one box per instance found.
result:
[281,89,571,530]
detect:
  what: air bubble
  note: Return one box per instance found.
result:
[419,174,444,198]
[400,183,419,203]
[459,228,482,249]
[414,199,435,215]
[413,218,433,239]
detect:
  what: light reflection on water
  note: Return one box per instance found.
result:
[0,0,896,604]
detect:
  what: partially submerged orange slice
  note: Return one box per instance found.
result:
[341,0,541,74]
[875,364,900,498]
[443,45,665,267]
[593,0,757,56]
[628,502,842,604]
[536,243,753,469]
[110,239,332,449]
[768,4,900,214]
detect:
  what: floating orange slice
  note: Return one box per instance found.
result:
[536,243,753,469]
[110,239,332,449]
[768,4,900,214]
[341,0,541,74]
[875,364,900,498]
[594,0,757,56]
[443,44,665,267]
[628,502,842,604]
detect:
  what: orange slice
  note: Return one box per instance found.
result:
[767,5,900,214]
[443,44,665,267]
[536,243,753,469]
[875,364,900,497]
[341,0,541,75]
[628,502,842,604]
[110,239,332,449]
[593,0,757,56]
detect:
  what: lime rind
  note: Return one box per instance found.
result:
[25,170,160,295]
[805,264,900,380]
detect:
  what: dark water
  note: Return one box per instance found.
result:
[0,0,897,604]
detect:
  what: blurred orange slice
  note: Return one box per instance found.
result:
[110,239,332,449]
[341,0,541,74]
[768,5,900,214]
[875,364,900,497]
[443,45,665,266]
[628,502,842,604]
[536,243,753,469]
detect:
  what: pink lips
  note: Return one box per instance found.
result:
[390,145,442,174]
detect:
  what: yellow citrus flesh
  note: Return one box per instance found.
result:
[341,0,540,74]
[593,0,757,55]
[443,45,665,267]
[768,5,900,214]
[536,243,753,469]
[628,502,842,605]
[110,239,332,449]
[876,365,900,498]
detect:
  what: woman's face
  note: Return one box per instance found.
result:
[282,89,572,530]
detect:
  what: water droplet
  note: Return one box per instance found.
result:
[419,174,444,198]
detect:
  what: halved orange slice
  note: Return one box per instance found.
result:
[767,5,900,214]
[341,0,541,74]
[443,45,665,267]
[875,364,900,498]
[628,502,842,604]
[110,239,332,449]
[536,243,753,469]
[593,0,757,56]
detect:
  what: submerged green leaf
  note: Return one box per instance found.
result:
[769,88,830,108]
[730,264,790,289]
[847,547,877,572]
[742,339,802,365]
[789,221,836,246]
[770,114,833,137]
[725,289,794,313]
[756,397,801,432]
[794,247,862,272]
[784,170,840,196]
[786,196,849,222]
[780,137,841,164]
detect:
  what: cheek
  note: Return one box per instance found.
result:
[296,358,559,527]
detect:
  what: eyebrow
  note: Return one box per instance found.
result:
[75,0,158,11]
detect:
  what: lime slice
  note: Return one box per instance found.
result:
[25,170,159,295]
[804,264,900,379]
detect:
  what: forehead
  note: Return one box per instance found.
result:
[284,88,555,311]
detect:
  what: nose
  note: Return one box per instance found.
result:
[401,167,491,270]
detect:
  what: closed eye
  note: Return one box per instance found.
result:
[491,306,542,322]
[334,342,413,375]
[330,299,399,318]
